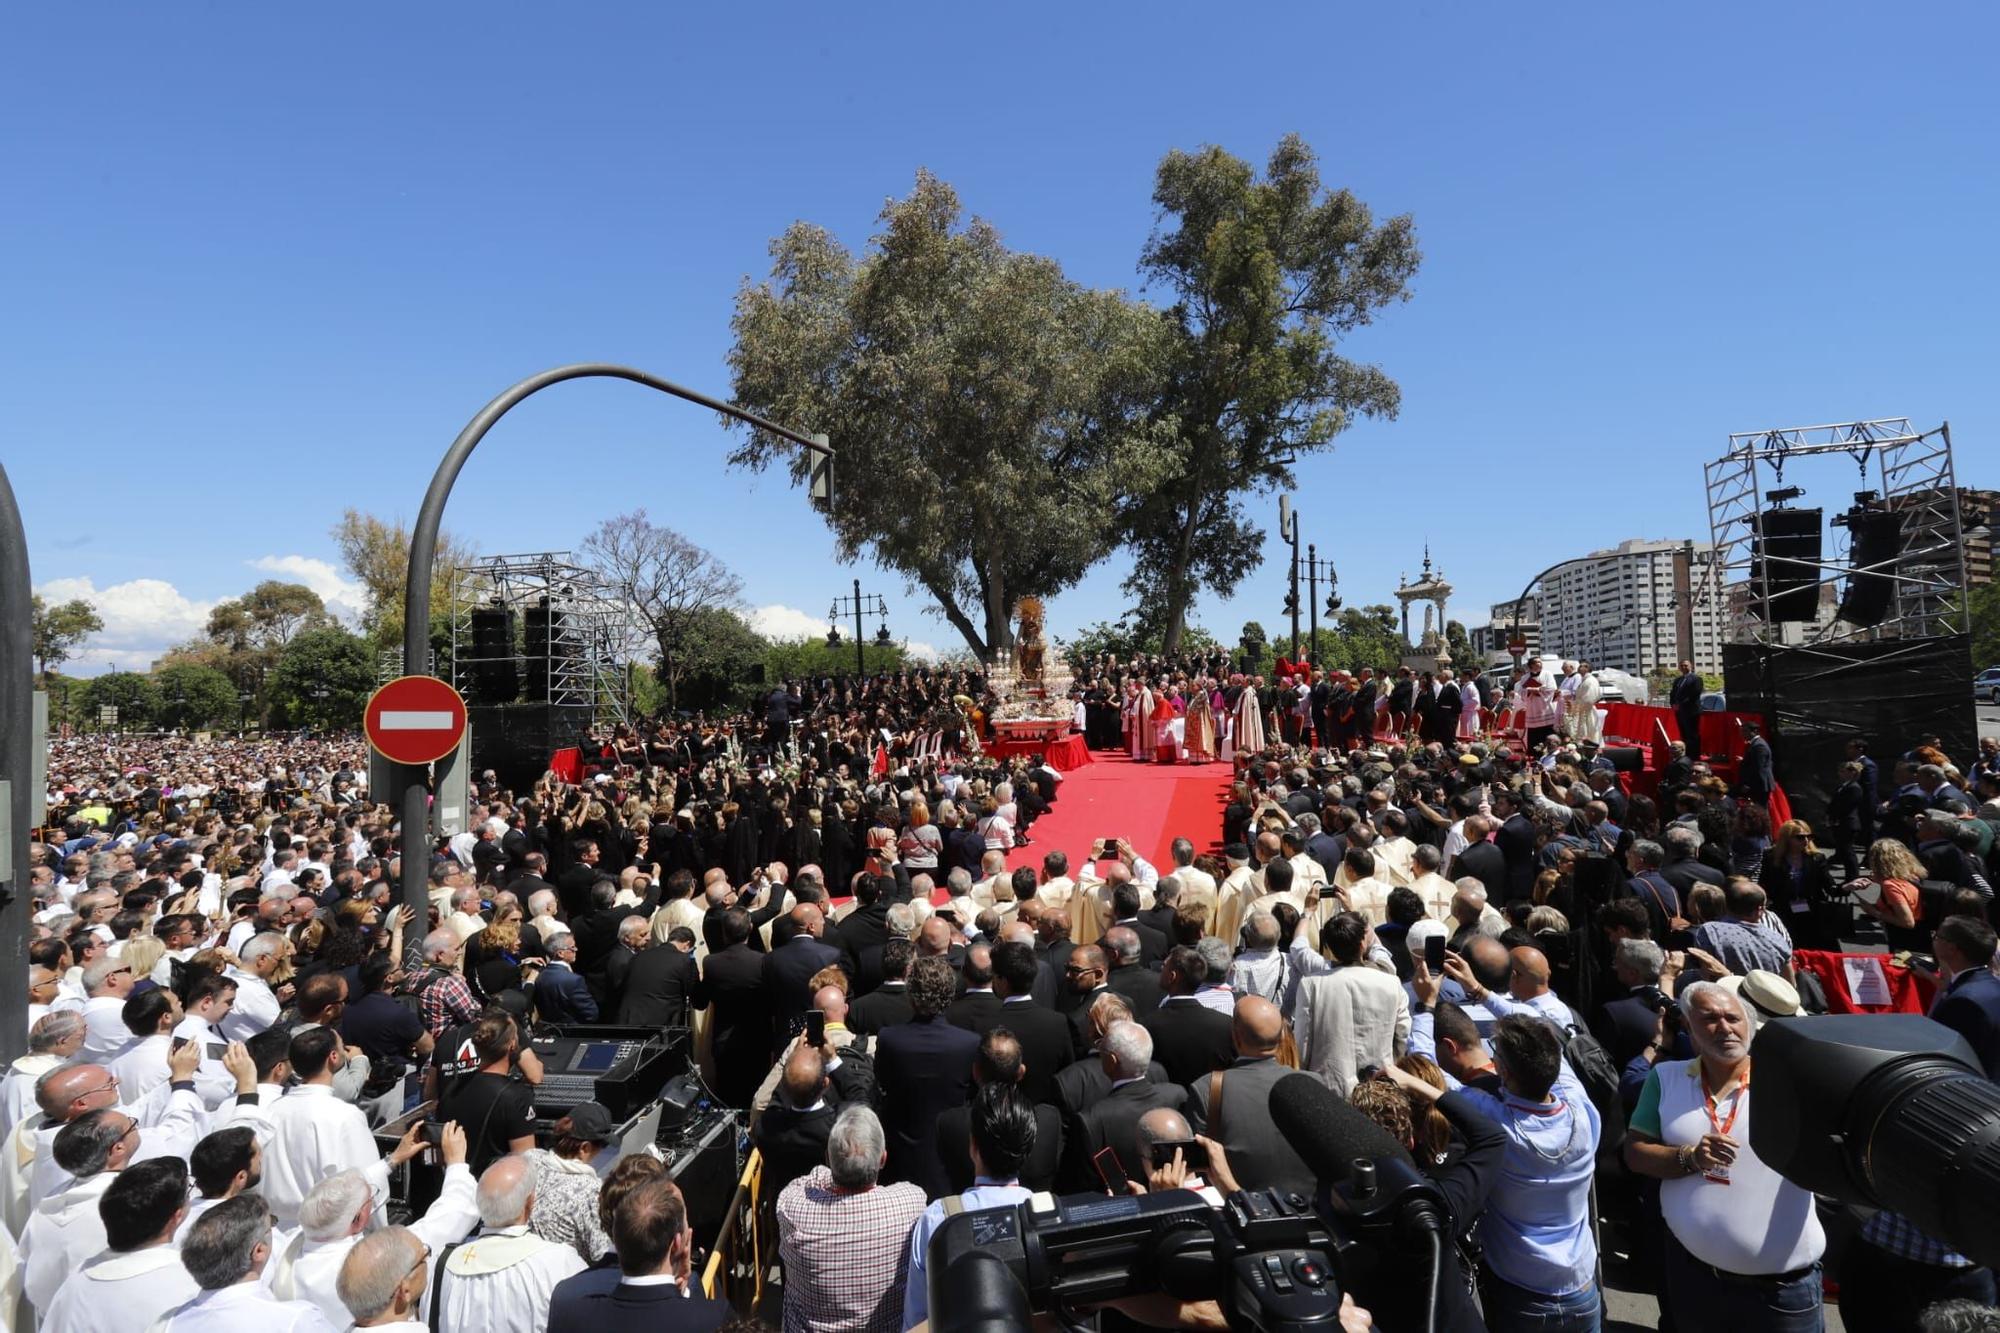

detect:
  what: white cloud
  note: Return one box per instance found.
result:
[748,604,833,641]
[249,554,368,623]
[34,576,217,673]
[749,603,941,662]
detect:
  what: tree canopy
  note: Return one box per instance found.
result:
[266,625,376,730]
[1120,134,1420,652]
[331,509,479,648]
[581,510,744,709]
[726,171,1170,661]
[31,595,102,679]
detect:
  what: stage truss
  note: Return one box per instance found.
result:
[1703,418,1968,647]
[448,551,644,726]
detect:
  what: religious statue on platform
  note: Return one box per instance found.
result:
[1015,596,1048,688]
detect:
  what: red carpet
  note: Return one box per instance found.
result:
[1005,752,1235,875]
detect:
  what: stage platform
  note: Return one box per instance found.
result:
[1004,750,1234,874]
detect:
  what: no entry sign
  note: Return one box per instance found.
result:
[364,675,468,766]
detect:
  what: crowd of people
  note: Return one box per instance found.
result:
[10,649,2000,1332]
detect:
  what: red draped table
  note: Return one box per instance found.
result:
[984,732,1093,771]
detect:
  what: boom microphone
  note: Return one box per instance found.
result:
[1267,1070,1415,1181]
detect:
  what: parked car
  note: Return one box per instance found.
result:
[1976,667,2000,704]
[1701,691,1728,712]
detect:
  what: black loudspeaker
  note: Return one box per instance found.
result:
[1601,745,1644,773]
[747,663,766,686]
[524,596,556,700]
[1751,507,1824,622]
[660,1110,739,1256]
[467,702,593,791]
[469,607,519,703]
[1836,506,1904,628]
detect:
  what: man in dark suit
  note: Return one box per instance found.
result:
[1622,840,1684,944]
[1103,927,1162,1017]
[1491,791,1540,903]
[874,956,979,1198]
[751,1043,844,1196]
[545,1176,727,1332]
[1104,884,1167,968]
[989,939,1073,1107]
[1451,817,1510,904]
[508,852,558,912]
[945,943,1003,1034]
[1594,939,1670,1070]
[556,838,604,922]
[849,937,915,1035]
[761,904,843,1053]
[1063,944,1111,1057]
[1739,720,1775,804]
[1063,1019,1188,1192]
[532,931,598,1022]
[602,917,646,1010]
[1933,915,2000,1078]
[1659,826,1723,900]
[572,879,661,1004]
[616,931,704,1028]
[703,908,772,1109]
[1137,878,1180,946]
[1140,947,1236,1086]
[934,1028,1065,1194]
[1669,659,1704,751]
[834,874,895,977]
[1185,996,1315,1195]
[1349,667,1380,748]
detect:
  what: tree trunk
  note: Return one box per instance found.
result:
[981,562,1013,665]
[920,574,988,661]
[1159,498,1204,656]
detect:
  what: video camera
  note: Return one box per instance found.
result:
[926,1074,1452,1332]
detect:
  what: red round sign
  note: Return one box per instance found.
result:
[363,675,468,765]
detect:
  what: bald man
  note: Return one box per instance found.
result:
[760,903,843,1056]
[1450,944,1578,1032]
[1186,998,1316,1195]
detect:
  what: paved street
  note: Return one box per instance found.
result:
[1979,701,1999,741]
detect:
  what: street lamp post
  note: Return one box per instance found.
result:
[1278,496,1301,663]
[1296,543,1338,665]
[829,578,889,679]
[0,462,35,1062]
[396,365,830,922]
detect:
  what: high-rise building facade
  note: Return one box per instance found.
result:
[1535,539,1724,675]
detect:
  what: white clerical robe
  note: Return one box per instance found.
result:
[79,995,136,1066]
[0,1054,59,1140]
[435,1224,589,1333]
[1457,680,1482,739]
[259,1084,391,1229]
[276,1163,481,1328]
[158,1282,339,1333]
[21,1170,113,1314]
[1572,673,1604,743]
[219,970,282,1043]
[41,1243,201,1333]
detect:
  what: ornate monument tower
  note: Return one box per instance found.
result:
[1395,547,1454,672]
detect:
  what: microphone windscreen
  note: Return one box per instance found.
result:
[1267,1070,1413,1184]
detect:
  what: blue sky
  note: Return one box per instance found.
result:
[7,2,1996,670]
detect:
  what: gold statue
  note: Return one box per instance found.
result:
[1015,596,1047,687]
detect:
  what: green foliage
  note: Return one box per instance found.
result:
[266,626,376,730]
[662,607,768,714]
[80,671,159,730]
[764,635,907,685]
[1300,604,1405,676]
[1060,618,1218,665]
[1118,134,1420,651]
[1445,619,1473,666]
[330,509,479,648]
[1968,579,2000,672]
[31,595,103,679]
[153,662,240,730]
[727,171,1172,660]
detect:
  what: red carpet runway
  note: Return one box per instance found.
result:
[1005,751,1235,875]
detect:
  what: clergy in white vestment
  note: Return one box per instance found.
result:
[260,1028,402,1229]
[219,935,288,1043]
[76,955,141,1066]
[38,1156,200,1333]
[332,1225,432,1332]
[1211,848,1259,947]
[1,1011,82,1138]
[273,1124,480,1328]
[1457,676,1482,740]
[22,1107,138,1315]
[434,1155,589,1333]
[156,1195,339,1333]
[1571,664,1604,744]
[31,1049,210,1207]
[1232,677,1267,754]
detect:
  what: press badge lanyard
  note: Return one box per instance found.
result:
[1700,1061,1749,1184]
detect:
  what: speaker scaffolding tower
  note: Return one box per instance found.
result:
[449,551,643,726]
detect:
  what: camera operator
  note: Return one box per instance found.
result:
[1622,980,1824,1331]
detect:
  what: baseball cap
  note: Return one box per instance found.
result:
[562,1101,618,1143]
